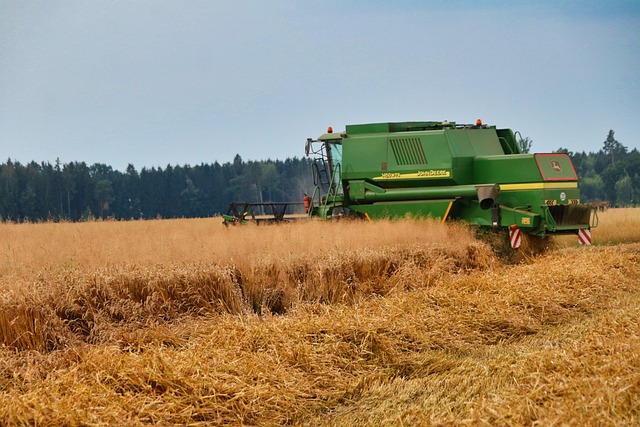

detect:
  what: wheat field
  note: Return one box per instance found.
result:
[0,208,638,425]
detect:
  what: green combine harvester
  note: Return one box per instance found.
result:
[224,119,597,248]
[304,119,596,247]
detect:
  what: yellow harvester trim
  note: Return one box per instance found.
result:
[500,182,578,191]
[441,201,454,223]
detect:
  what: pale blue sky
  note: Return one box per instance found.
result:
[1,0,639,171]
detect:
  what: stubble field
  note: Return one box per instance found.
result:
[1,209,639,426]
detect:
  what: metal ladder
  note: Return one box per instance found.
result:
[307,141,342,218]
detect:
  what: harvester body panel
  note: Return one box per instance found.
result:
[307,121,595,237]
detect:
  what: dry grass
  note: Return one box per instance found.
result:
[0,212,639,425]
[591,207,640,244]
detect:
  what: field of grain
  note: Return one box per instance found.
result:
[1,208,639,425]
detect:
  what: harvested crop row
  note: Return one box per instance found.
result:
[1,243,638,426]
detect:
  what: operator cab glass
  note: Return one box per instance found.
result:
[326,141,344,195]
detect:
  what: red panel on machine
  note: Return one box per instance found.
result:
[534,153,578,181]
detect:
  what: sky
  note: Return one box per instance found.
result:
[1,0,639,172]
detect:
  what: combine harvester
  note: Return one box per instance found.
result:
[224,119,597,248]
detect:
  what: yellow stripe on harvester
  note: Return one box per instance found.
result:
[441,201,453,223]
[500,182,578,191]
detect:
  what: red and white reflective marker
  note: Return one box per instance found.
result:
[509,225,522,249]
[578,228,592,245]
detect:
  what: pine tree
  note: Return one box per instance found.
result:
[602,130,627,166]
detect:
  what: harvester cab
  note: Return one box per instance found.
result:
[305,127,346,219]
[304,120,597,247]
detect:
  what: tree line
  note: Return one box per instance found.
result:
[555,130,639,207]
[0,155,313,222]
[0,130,636,222]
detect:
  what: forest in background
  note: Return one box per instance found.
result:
[0,130,637,222]
[555,130,639,208]
[0,155,312,222]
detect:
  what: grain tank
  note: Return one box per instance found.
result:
[305,120,596,241]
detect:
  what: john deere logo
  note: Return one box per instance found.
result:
[551,160,562,173]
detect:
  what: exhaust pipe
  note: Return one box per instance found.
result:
[476,184,500,210]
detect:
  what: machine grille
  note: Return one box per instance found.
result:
[390,138,428,166]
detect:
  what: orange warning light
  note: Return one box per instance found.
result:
[476,119,482,126]
[327,126,333,133]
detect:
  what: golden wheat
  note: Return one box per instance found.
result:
[591,207,640,243]
[0,218,485,350]
[0,211,638,425]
